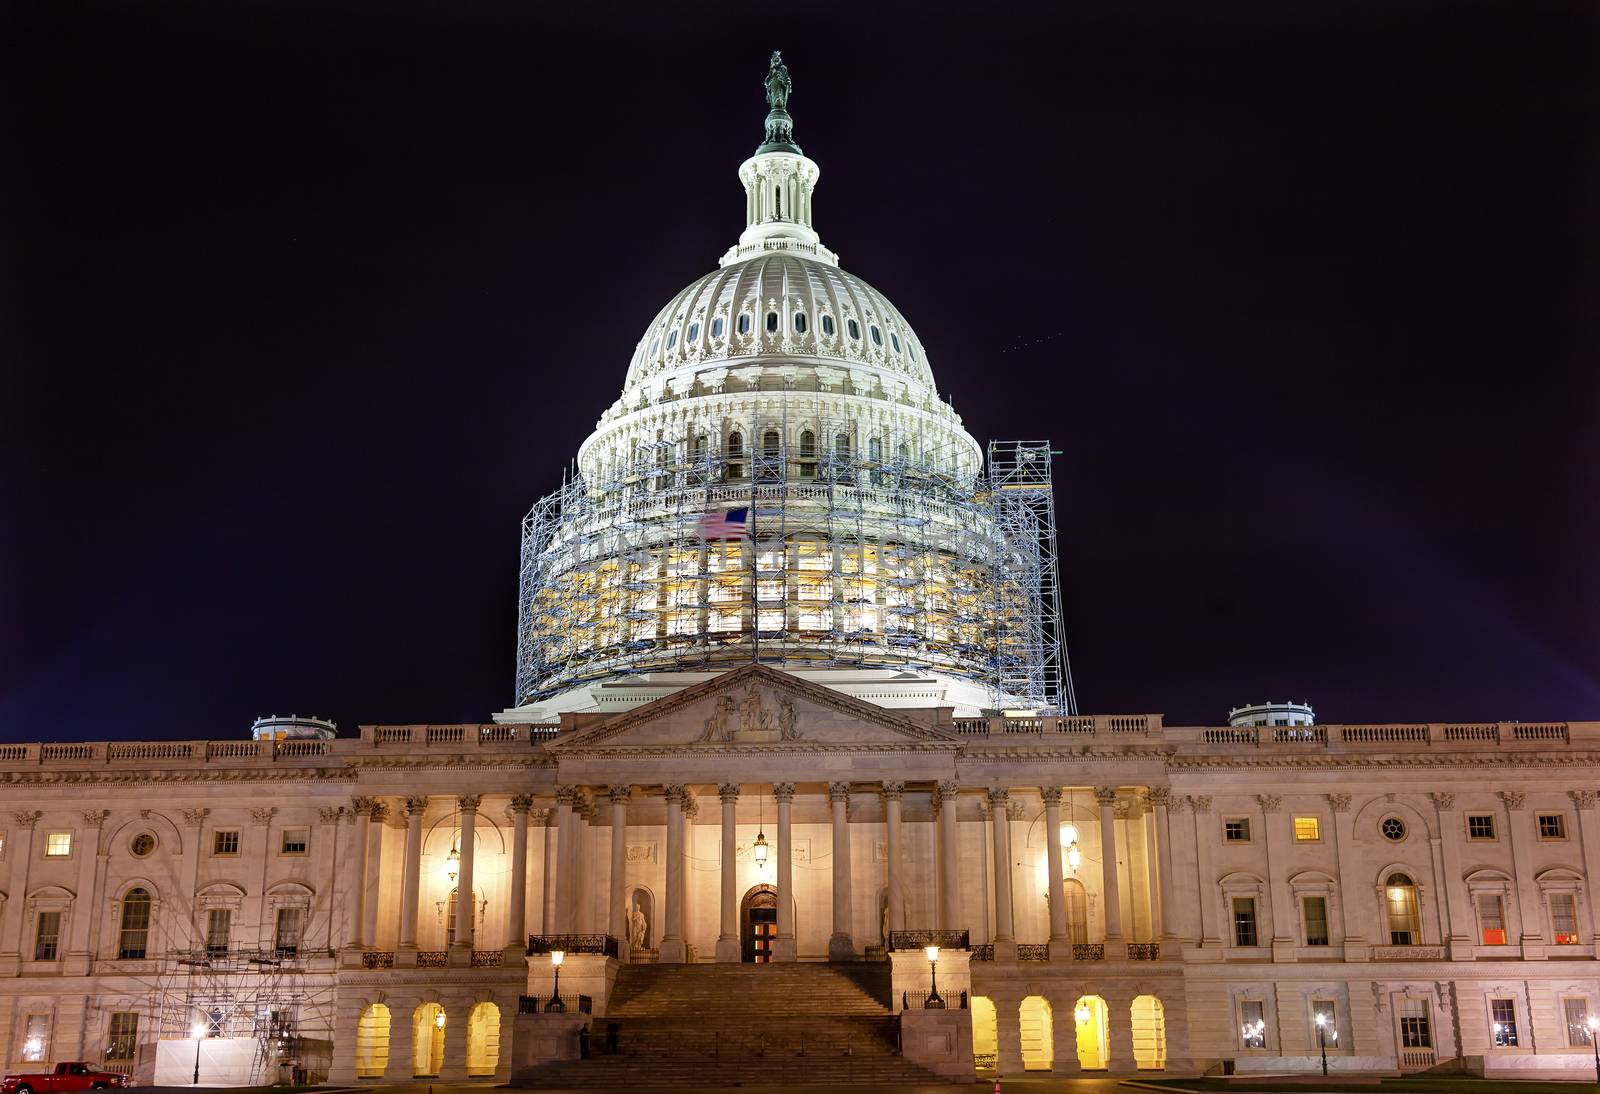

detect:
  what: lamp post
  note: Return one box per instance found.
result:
[923,946,944,1009]
[546,950,566,1013]
[190,1021,206,1085]
[1587,1014,1599,1086]
[1315,1012,1329,1076]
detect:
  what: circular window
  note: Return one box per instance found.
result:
[130,833,156,857]
[1381,817,1406,842]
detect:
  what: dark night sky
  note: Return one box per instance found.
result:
[3,2,1597,742]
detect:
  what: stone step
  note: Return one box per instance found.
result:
[514,1052,951,1088]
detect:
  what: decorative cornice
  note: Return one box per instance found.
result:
[0,766,358,786]
[1328,793,1352,813]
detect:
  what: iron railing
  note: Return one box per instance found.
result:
[527,934,619,957]
[361,951,395,969]
[971,944,994,961]
[471,950,503,967]
[416,951,448,968]
[1017,943,1049,961]
[903,989,968,1010]
[1072,943,1105,960]
[517,993,593,1015]
[887,929,969,952]
[1127,942,1161,961]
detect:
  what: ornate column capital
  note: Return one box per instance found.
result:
[664,784,687,806]
[251,807,277,825]
[457,794,482,814]
[987,787,1011,807]
[318,807,344,825]
[350,796,375,815]
[937,780,960,803]
[1039,786,1063,806]
[718,783,741,805]
[12,810,40,829]
[772,782,796,803]
[531,807,553,826]
[1256,794,1282,814]
[1093,787,1118,807]
[606,785,631,806]
[509,794,536,814]
[1007,799,1026,821]
[1168,794,1190,815]
[1187,794,1212,814]
[178,808,207,827]
[827,781,851,804]
[1327,793,1352,813]
[369,802,390,823]
[81,809,108,829]
[1569,790,1598,811]
[1114,800,1132,821]
[881,781,906,801]
[1429,792,1457,811]
[1498,791,1526,811]
[1142,787,1172,809]
[555,785,578,807]
[403,795,428,817]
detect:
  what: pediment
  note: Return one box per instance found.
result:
[550,664,957,751]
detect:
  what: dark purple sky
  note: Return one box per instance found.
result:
[4,2,1597,741]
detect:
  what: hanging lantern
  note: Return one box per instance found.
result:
[1066,839,1082,873]
[753,828,769,866]
[447,843,460,883]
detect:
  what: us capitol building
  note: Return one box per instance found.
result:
[4,55,1597,1086]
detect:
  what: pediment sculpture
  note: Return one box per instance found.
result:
[697,679,803,743]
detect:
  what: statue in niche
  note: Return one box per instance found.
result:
[778,697,801,740]
[628,901,648,950]
[699,695,737,742]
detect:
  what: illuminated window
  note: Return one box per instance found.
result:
[44,832,71,857]
[1385,873,1419,944]
[1551,893,1579,944]
[1380,817,1406,842]
[1302,896,1329,946]
[213,829,240,856]
[1490,998,1518,1047]
[118,888,151,959]
[1293,817,1320,841]
[1565,999,1592,1046]
[1232,897,1258,947]
[1238,1000,1266,1048]
[280,828,309,855]
[22,1014,48,1061]
[1467,814,1496,840]
[1538,813,1567,840]
[1312,999,1338,1044]
[1477,894,1506,945]
[1223,818,1251,843]
[1399,999,1432,1048]
[34,911,61,961]
[106,1014,139,1062]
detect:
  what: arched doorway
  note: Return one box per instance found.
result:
[741,884,778,962]
[1074,994,1110,1070]
[1020,996,1053,1070]
[971,996,998,1072]
[354,1003,390,1078]
[412,1003,444,1077]
[1132,995,1166,1070]
[466,1002,500,1077]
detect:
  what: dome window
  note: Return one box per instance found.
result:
[821,315,835,337]
[766,311,779,333]
[711,317,724,339]
[907,342,917,362]
[738,313,752,335]
[687,322,700,343]
[793,312,807,334]
[666,329,678,350]
[847,318,860,340]
[890,331,901,353]
[870,324,883,346]
[648,338,660,358]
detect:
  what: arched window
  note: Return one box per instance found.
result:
[798,430,816,458]
[687,321,700,342]
[821,315,835,336]
[710,316,724,339]
[727,431,743,456]
[793,312,807,333]
[890,331,901,353]
[774,187,781,217]
[763,430,780,456]
[870,324,883,346]
[119,888,152,959]
[355,1003,392,1078]
[846,318,860,340]
[1385,873,1419,944]
[835,433,850,459]
[466,1002,500,1077]
[1019,996,1053,1071]
[648,338,659,358]
[738,313,751,335]
[692,435,707,461]
[666,329,678,349]
[766,311,779,333]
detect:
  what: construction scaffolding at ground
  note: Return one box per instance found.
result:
[515,411,1074,714]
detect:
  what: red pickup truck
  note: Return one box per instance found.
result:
[2,1063,129,1094]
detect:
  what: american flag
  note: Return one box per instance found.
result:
[696,507,750,540]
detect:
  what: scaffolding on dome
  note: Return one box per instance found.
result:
[514,412,1075,714]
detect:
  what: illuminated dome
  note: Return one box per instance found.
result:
[507,54,1069,720]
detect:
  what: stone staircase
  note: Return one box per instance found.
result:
[514,962,957,1087]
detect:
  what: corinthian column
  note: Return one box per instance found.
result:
[607,786,631,959]
[398,795,426,957]
[507,795,533,952]
[659,785,688,963]
[828,782,855,961]
[1096,787,1124,943]
[883,782,905,939]
[1042,787,1069,959]
[552,787,575,934]
[989,788,1017,960]
[716,783,741,962]
[773,783,796,962]
[938,782,960,932]
[449,795,479,964]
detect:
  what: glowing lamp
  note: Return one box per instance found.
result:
[922,945,945,1008]
[433,1010,446,1030]
[546,950,567,1013]
[550,949,565,967]
[191,1023,206,1040]
[753,829,769,867]
[1075,1003,1091,1025]
[924,945,940,963]
[1066,841,1082,873]
[1315,1012,1326,1028]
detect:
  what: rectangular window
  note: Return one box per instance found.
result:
[44,832,72,857]
[1478,894,1507,945]
[1232,897,1259,947]
[212,829,240,856]
[1467,814,1496,840]
[1239,1000,1266,1048]
[1538,813,1567,840]
[1490,998,1519,1047]
[34,911,61,961]
[1293,817,1321,841]
[1312,999,1338,1045]
[1551,893,1580,944]
[1224,818,1251,843]
[1565,999,1592,1047]
[205,909,232,956]
[1400,999,1433,1048]
[22,1014,49,1061]
[1302,896,1330,946]
[106,1013,139,1062]
[274,907,302,956]
[279,828,309,855]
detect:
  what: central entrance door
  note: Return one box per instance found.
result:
[741,885,778,963]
